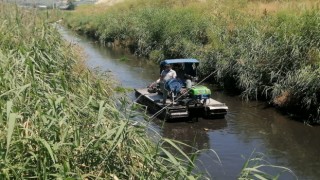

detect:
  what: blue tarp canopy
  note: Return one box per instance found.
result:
[160,59,199,66]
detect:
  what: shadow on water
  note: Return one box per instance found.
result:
[59,26,320,180]
[155,118,228,153]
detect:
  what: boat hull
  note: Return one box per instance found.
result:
[134,88,228,120]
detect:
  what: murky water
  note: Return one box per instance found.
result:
[60,26,320,180]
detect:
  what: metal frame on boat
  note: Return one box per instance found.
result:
[134,59,228,120]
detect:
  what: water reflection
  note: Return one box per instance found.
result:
[156,119,227,153]
[59,26,320,180]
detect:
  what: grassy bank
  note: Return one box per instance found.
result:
[63,0,320,123]
[0,3,203,179]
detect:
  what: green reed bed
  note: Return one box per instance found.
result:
[209,10,320,122]
[63,0,320,123]
[0,4,202,179]
[63,1,211,60]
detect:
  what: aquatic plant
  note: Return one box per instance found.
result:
[63,0,320,123]
[239,152,296,180]
[0,3,203,179]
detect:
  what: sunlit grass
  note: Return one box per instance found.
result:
[244,0,320,17]
[239,152,297,179]
[63,0,320,123]
[0,3,205,179]
[0,1,302,179]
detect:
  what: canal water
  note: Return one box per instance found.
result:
[59,26,320,180]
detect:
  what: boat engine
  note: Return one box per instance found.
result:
[180,85,211,121]
[189,85,211,103]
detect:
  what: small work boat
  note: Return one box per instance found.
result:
[135,59,228,120]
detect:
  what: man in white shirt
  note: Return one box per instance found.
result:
[159,64,176,104]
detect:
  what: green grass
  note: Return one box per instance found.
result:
[0,2,297,179]
[239,152,296,180]
[63,0,320,123]
[0,3,204,179]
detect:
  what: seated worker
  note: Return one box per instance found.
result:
[159,63,176,104]
[174,64,193,89]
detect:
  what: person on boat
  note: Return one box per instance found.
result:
[159,63,177,104]
[174,63,193,89]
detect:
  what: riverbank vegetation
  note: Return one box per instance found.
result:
[0,3,204,179]
[63,0,320,123]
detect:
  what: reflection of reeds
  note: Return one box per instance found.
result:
[63,0,320,122]
[0,3,204,179]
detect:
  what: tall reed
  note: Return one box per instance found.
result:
[239,152,296,179]
[0,3,203,179]
[63,0,320,123]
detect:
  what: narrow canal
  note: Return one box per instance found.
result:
[60,26,320,180]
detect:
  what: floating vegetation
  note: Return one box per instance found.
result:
[120,56,129,61]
